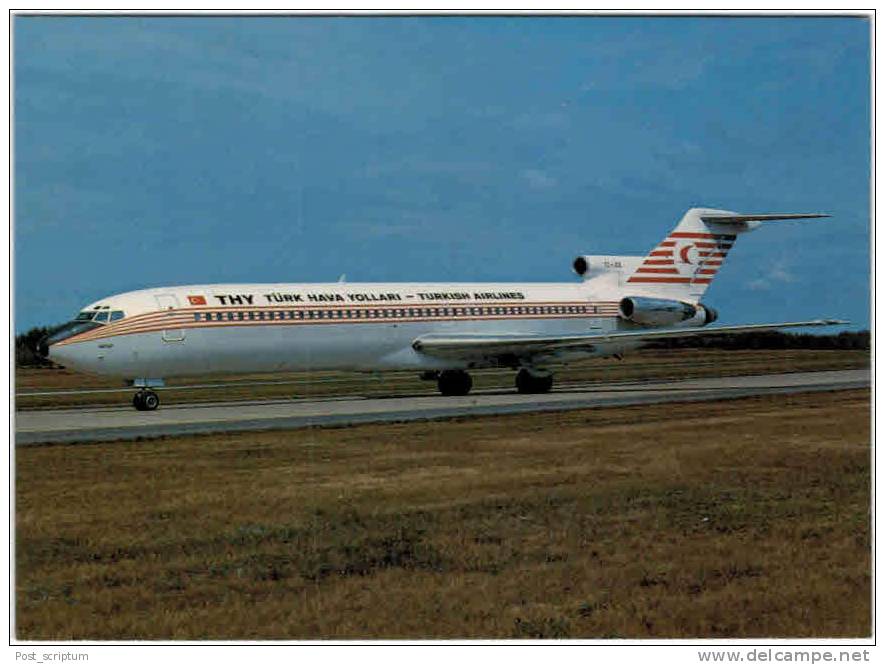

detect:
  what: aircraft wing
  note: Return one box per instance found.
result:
[411,319,847,360]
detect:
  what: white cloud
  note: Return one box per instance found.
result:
[746,260,796,291]
[521,168,556,190]
[747,278,770,291]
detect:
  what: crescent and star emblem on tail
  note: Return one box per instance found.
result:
[678,243,699,266]
[679,244,693,264]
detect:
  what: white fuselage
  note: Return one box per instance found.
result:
[49,281,644,380]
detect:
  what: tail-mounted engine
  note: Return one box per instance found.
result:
[619,296,718,327]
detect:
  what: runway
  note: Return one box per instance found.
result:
[14,369,870,445]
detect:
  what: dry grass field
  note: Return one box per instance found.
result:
[15,389,870,640]
[15,348,871,409]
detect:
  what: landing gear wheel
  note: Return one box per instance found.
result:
[142,390,160,411]
[515,369,553,394]
[133,389,160,411]
[437,370,473,396]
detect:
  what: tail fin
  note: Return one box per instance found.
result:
[625,207,828,302]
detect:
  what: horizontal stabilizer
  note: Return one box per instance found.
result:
[699,213,830,224]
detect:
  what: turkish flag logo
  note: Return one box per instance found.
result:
[188,295,207,306]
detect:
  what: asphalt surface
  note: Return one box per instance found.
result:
[14,369,870,445]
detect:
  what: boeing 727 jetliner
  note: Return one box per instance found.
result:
[41,208,845,410]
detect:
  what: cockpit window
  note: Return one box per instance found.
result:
[74,309,125,323]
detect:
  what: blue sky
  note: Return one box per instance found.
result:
[14,16,870,331]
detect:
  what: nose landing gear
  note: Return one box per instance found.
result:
[133,389,160,411]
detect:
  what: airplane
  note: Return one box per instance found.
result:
[39,207,846,411]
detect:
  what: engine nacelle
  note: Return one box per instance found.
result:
[573,255,644,279]
[619,296,718,327]
[573,256,590,276]
[697,304,718,325]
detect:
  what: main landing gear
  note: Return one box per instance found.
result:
[515,368,553,394]
[437,370,473,396]
[133,389,160,411]
[429,368,555,396]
